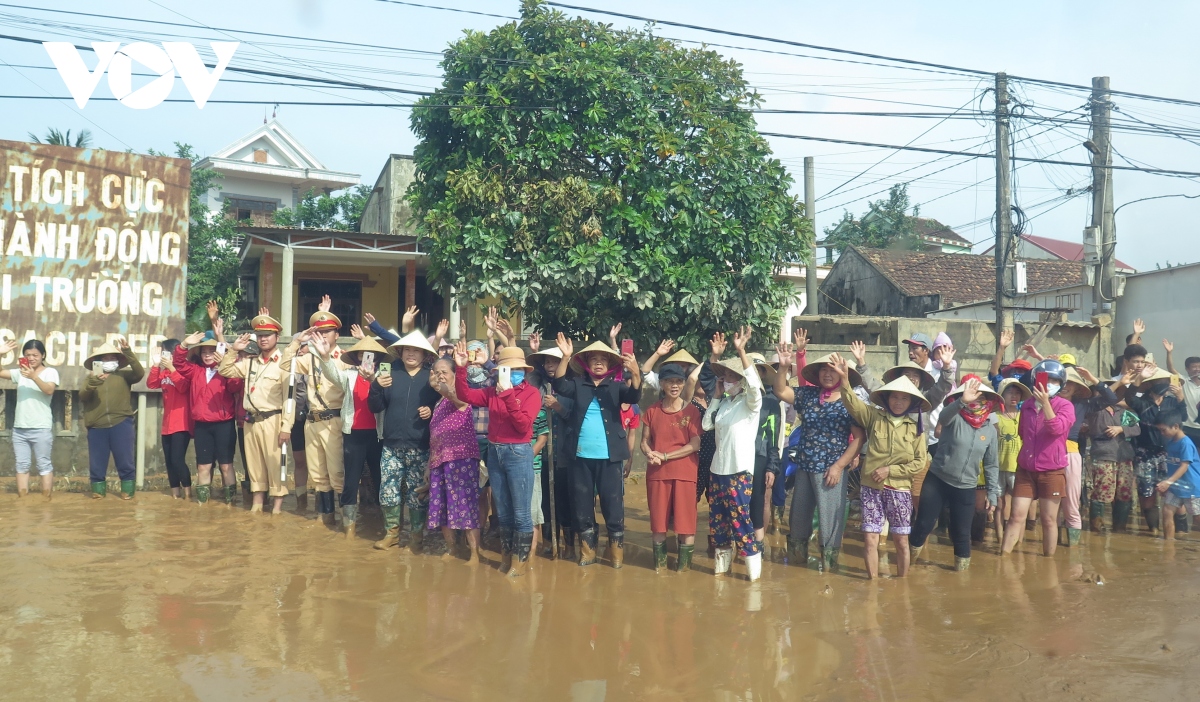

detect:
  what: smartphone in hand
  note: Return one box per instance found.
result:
[92,361,104,376]
[1034,371,1049,392]
[18,357,30,369]
[361,351,375,374]
[620,338,634,356]
[497,365,511,386]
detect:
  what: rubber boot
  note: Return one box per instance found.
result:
[1067,528,1082,546]
[714,547,734,576]
[1058,526,1071,547]
[971,511,986,543]
[1112,500,1133,532]
[676,544,694,572]
[1089,501,1107,532]
[196,485,211,504]
[91,481,106,499]
[224,485,236,506]
[911,543,925,563]
[295,492,308,514]
[770,505,785,535]
[375,506,402,550]
[606,532,624,569]
[820,547,840,574]
[786,539,809,567]
[500,529,514,573]
[746,552,763,582]
[652,541,669,573]
[559,529,576,562]
[119,479,135,500]
[509,531,533,577]
[578,529,597,567]
[408,508,427,555]
[320,492,337,528]
[1143,506,1161,535]
[955,556,971,572]
[1175,512,1191,534]
[342,504,358,540]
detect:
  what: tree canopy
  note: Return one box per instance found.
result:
[28,128,93,148]
[274,185,371,231]
[823,183,923,253]
[408,0,810,350]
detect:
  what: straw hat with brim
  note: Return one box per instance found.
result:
[997,377,1032,402]
[568,341,623,374]
[746,352,778,385]
[186,339,220,363]
[343,337,394,366]
[712,357,752,384]
[84,343,129,369]
[529,347,564,363]
[869,376,932,414]
[495,345,533,371]
[387,330,435,360]
[1139,368,1174,388]
[881,361,935,390]
[945,382,1003,406]
[1064,369,1093,399]
[801,354,862,388]
[663,349,699,367]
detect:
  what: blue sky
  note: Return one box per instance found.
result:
[4,0,1198,270]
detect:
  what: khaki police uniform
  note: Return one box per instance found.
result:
[281,311,346,497]
[218,315,296,497]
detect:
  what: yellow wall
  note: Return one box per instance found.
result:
[255,256,403,334]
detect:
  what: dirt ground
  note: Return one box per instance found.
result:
[1,482,1198,702]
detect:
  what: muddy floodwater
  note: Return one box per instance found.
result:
[2,488,1199,701]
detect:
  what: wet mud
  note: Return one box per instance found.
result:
[1,488,1198,701]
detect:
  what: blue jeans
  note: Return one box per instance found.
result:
[488,441,535,533]
[87,417,136,483]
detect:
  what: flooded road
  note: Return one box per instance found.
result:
[1,488,1198,701]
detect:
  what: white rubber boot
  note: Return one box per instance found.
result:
[746,553,763,582]
[714,547,734,576]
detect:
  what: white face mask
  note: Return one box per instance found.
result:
[101,361,120,374]
[722,380,740,395]
[1047,382,1061,397]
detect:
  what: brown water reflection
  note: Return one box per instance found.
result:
[1,491,1198,701]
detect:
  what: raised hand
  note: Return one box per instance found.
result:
[310,332,331,360]
[1077,366,1098,384]
[292,327,315,345]
[1164,338,1174,353]
[435,318,450,341]
[528,331,541,353]
[775,342,793,371]
[458,319,467,340]
[1133,318,1146,336]
[961,377,981,404]
[115,335,130,351]
[483,306,497,332]
[828,352,849,379]
[233,333,252,352]
[0,338,16,355]
[453,340,469,368]
[709,331,727,360]
[496,317,515,342]
[258,306,270,317]
[849,340,867,367]
[363,312,376,325]
[555,332,574,358]
[206,299,220,322]
[318,294,331,313]
[934,344,957,366]
[212,317,225,338]
[350,324,365,340]
[999,329,1014,348]
[403,305,420,332]
[608,323,623,348]
[731,325,752,353]
[793,327,809,353]
[655,339,675,357]
[184,330,206,347]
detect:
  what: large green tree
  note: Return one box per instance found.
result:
[823,183,922,254]
[408,0,810,349]
[274,185,371,231]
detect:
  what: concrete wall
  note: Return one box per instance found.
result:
[361,155,417,237]
[205,174,295,212]
[929,284,1096,324]
[1115,263,1200,365]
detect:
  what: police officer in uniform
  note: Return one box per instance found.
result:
[219,312,296,514]
[282,310,347,528]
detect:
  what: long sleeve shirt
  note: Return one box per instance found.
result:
[217,349,296,428]
[1127,392,1186,454]
[1069,383,1119,442]
[455,366,543,444]
[147,365,192,435]
[172,344,237,423]
[282,346,346,415]
[1017,395,1075,472]
[366,364,440,448]
[840,387,927,491]
[857,361,954,436]
[933,401,1001,506]
[702,365,763,476]
[80,348,145,429]
[1085,405,1141,463]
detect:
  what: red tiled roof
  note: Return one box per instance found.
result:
[981,234,1135,271]
[853,246,1086,305]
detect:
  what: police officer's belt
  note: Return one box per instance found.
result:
[308,409,342,422]
[245,410,282,424]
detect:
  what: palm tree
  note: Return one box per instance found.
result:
[27,128,93,148]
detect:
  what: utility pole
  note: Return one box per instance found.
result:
[994,72,1014,353]
[803,156,818,315]
[1090,76,1116,373]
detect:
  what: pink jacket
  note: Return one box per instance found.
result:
[1017,395,1076,472]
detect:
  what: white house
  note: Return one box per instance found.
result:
[197,119,360,224]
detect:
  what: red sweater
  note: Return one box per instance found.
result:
[148,366,192,435]
[173,344,240,423]
[455,366,543,443]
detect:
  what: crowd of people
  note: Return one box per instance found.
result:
[5,306,1199,581]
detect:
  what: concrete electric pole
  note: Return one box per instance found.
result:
[804,156,818,315]
[1089,76,1116,373]
[994,73,1015,355]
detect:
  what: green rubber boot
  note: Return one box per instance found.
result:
[1089,501,1106,532]
[955,556,971,572]
[90,481,106,499]
[786,539,809,567]
[652,541,668,573]
[820,547,840,574]
[224,485,236,505]
[1112,500,1133,532]
[1067,527,1082,547]
[375,506,402,550]
[676,544,694,572]
[196,485,211,504]
[119,480,135,500]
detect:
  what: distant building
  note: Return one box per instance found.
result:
[819,216,973,262]
[979,233,1136,274]
[819,246,1086,318]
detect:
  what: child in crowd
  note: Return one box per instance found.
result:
[995,378,1028,534]
[641,363,703,572]
[1156,411,1200,541]
[148,339,193,500]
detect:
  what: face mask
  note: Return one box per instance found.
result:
[1047,383,1061,397]
[509,370,525,385]
[101,361,120,374]
[722,381,740,395]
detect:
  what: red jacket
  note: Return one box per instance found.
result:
[148,365,192,435]
[173,344,240,423]
[455,366,543,443]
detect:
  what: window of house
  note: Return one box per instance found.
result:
[226,197,278,223]
[396,274,445,331]
[299,280,362,336]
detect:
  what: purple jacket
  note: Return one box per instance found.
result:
[1017,395,1076,472]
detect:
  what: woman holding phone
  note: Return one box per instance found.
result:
[1,339,60,498]
[80,337,145,500]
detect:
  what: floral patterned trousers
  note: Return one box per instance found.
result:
[427,458,480,530]
[380,446,429,529]
[1089,460,1134,503]
[709,472,761,557]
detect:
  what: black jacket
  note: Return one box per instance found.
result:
[552,375,642,462]
[1127,391,1185,454]
[368,367,440,450]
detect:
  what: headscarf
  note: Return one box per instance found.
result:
[957,373,996,429]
